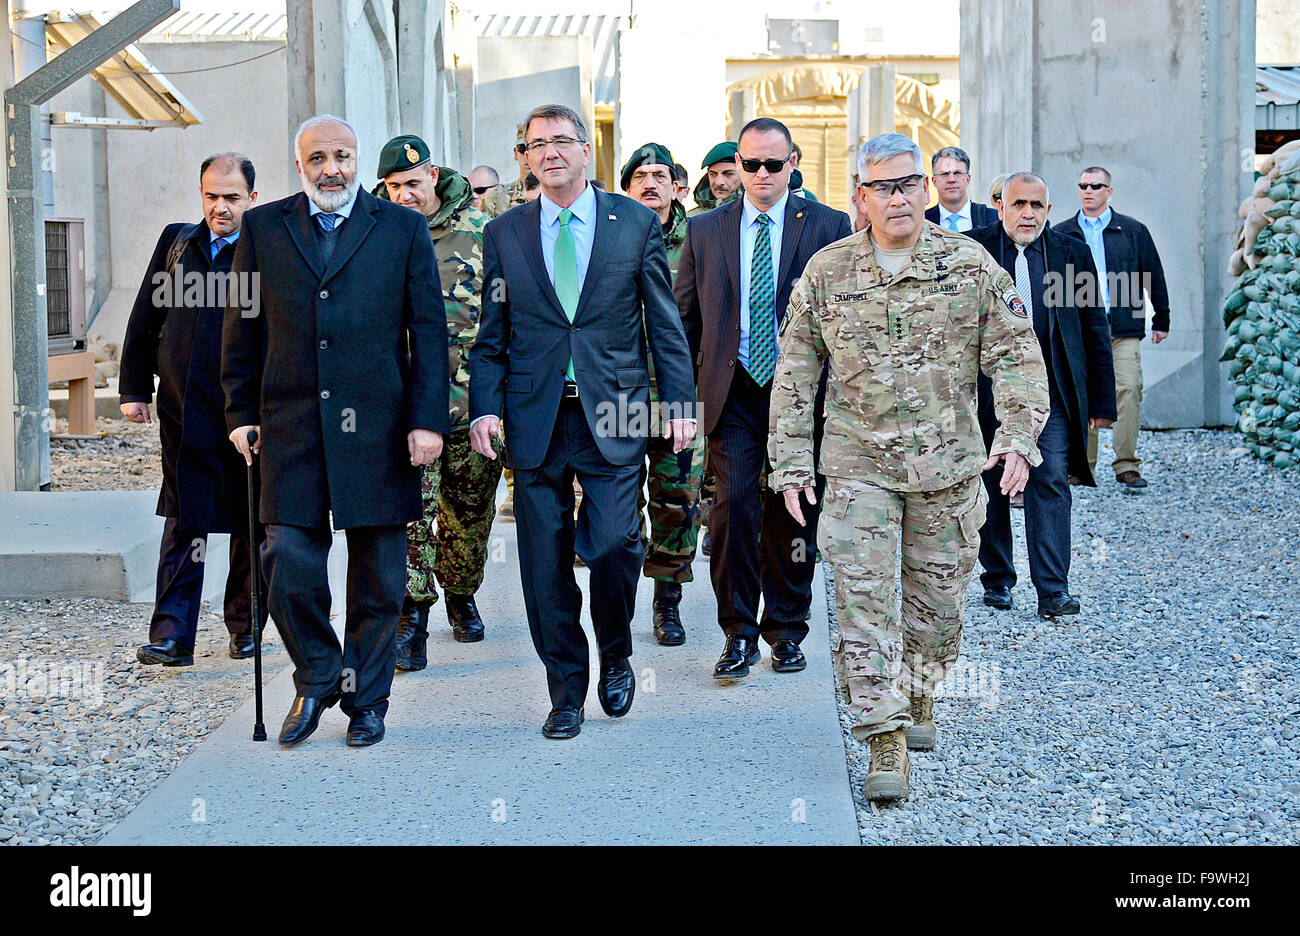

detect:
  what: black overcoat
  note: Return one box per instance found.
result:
[972,223,1117,485]
[119,221,249,533]
[221,190,449,529]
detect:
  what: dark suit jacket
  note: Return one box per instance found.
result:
[925,200,1000,230]
[971,222,1117,485]
[1054,209,1170,338]
[675,192,852,437]
[468,187,695,470]
[120,221,248,533]
[221,189,449,529]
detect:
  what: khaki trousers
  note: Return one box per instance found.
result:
[1088,336,1143,477]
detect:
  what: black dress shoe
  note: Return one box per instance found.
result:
[597,658,636,718]
[983,586,1013,610]
[346,709,385,747]
[713,635,761,680]
[652,580,685,645]
[445,593,485,643]
[542,706,584,739]
[395,597,430,671]
[136,638,193,667]
[1037,592,1081,618]
[228,632,255,660]
[770,639,807,673]
[278,691,340,746]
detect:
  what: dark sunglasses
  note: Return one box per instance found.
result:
[738,154,791,174]
[472,185,498,195]
[1078,182,1108,190]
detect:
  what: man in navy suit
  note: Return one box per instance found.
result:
[924,146,999,233]
[468,104,696,739]
[676,117,852,680]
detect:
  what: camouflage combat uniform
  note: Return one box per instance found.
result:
[480,178,527,219]
[393,168,504,605]
[639,199,706,582]
[768,221,1050,739]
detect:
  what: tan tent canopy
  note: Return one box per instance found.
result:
[727,63,960,211]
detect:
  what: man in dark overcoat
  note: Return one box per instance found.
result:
[121,153,265,668]
[222,115,449,747]
[971,171,1117,619]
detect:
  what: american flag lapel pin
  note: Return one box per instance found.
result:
[609,214,617,220]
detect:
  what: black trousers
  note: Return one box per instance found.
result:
[978,407,1073,598]
[149,517,266,650]
[707,369,817,644]
[261,522,407,716]
[513,397,641,711]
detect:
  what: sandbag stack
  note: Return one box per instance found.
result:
[1223,141,1300,469]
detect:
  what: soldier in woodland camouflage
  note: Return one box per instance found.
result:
[768,133,1049,801]
[373,134,502,668]
[621,142,705,645]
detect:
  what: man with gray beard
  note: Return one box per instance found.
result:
[222,114,449,747]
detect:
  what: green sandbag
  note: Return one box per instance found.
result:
[1244,283,1265,302]
[1235,385,1254,404]
[1254,384,1280,403]
[1282,361,1300,385]
[1220,335,1242,361]
[1243,267,1263,285]
[1291,200,1300,218]
[1238,320,1260,342]
[1278,389,1300,411]
[1275,451,1297,469]
[1264,354,1285,374]
[1266,201,1293,219]
[1230,358,1249,379]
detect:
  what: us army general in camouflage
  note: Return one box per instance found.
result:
[768,140,1048,801]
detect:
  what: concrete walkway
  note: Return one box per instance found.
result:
[102,523,858,845]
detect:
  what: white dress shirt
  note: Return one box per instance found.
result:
[738,189,788,372]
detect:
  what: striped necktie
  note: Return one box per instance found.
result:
[316,213,340,232]
[1015,245,1033,311]
[746,213,777,386]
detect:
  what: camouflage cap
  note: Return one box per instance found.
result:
[619,142,675,191]
[377,134,431,179]
[701,141,738,168]
[514,121,528,151]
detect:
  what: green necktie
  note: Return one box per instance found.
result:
[747,213,777,386]
[555,208,578,382]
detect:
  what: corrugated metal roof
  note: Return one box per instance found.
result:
[476,14,623,105]
[1258,66,1300,132]
[132,10,288,42]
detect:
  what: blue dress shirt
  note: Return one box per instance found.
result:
[307,188,359,227]
[538,181,596,293]
[1078,206,1112,314]
[738,189,788,372]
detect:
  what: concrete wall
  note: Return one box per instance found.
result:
[615,25,725,195]
[474,35,593,180]
[961,0,1255,429]
[48,39,291,350]
[1,5,15,491]
[1258,0,1300,63]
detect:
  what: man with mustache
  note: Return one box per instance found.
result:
[222,114,449,747]
[970,172,1116,618]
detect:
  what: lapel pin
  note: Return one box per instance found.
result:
[608,214,617,220]
[796,212,803,219]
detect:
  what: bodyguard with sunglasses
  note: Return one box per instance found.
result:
[676,117,852,681]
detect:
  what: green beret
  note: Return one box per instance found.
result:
[376,134,431,179]
[619,142,675,191]
[701,141,738,169]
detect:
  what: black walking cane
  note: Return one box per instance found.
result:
[246,429,267,741]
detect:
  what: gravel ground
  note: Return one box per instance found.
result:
[49,415,161,492]
[0,598,285,845]
[830,427,1300,845]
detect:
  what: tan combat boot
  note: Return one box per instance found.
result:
[904,694,935,750]
[863,728,910,801]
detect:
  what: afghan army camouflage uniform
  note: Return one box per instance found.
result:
[768,221,1050,740]
[383,168,504,605]
[639,199,706,583]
